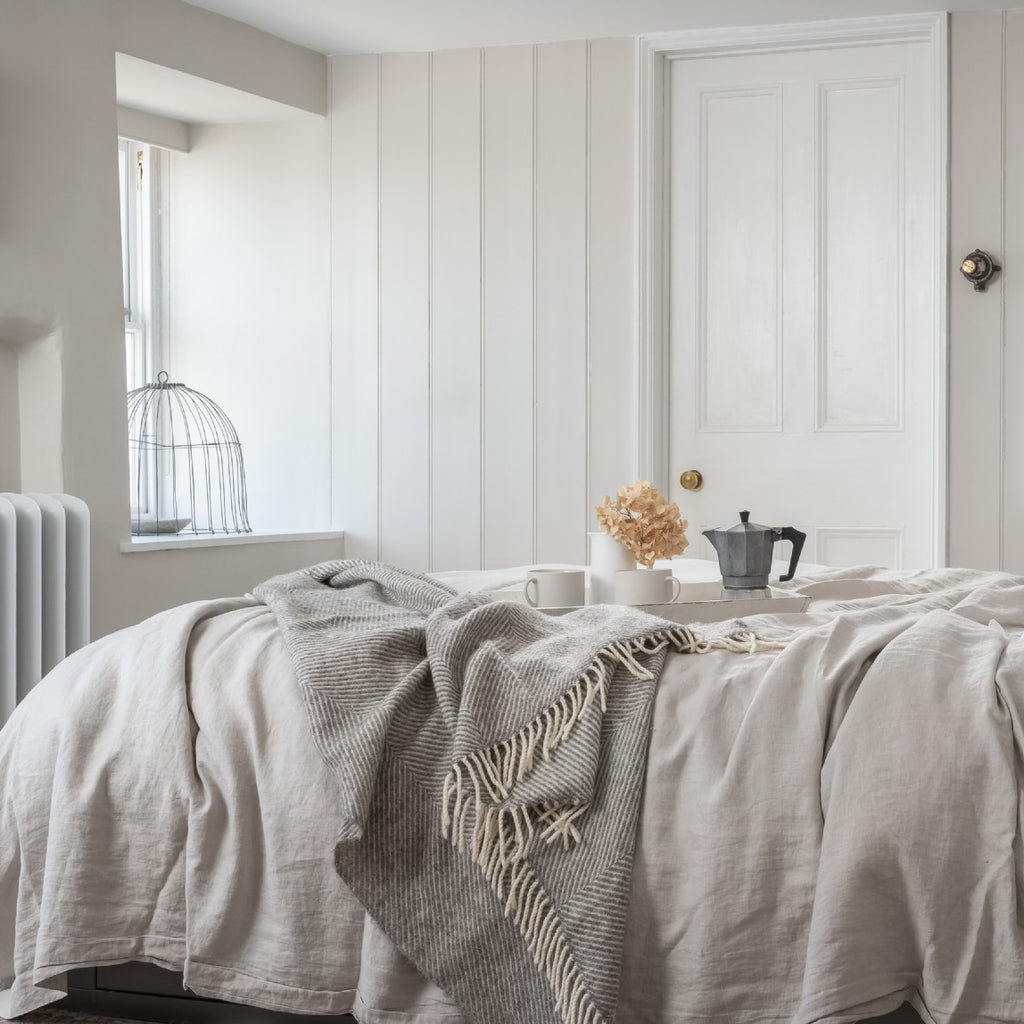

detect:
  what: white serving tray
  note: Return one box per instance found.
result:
[481,582,809,624]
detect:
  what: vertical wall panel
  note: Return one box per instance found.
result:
[1002,12,1024,572]
[430,49,482,571]
[535,41,587,564]
[482,46,536,567]
[331,55,380,558]
[587,38,636,514]
[379,53,431,570]
[330,39,639,573]
[947,13,1005,570]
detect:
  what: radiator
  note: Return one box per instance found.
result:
[0,494,89,721]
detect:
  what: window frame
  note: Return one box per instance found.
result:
[119,137,168,518]
[118,137,166,393]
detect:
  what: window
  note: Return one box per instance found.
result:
[114,83,333,537]
[118,138,166,521]
[117,138,165,393]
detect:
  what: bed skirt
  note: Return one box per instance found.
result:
[62,963,924,1024]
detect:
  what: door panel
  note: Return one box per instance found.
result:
[700,87,782,433]
[669,42,938,569]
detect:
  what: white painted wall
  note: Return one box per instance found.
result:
[0,350,19,489]
[0,0,340,638]
[167,118,332,531]
[328,16,1024,578]
[330,40,637,571]
[1,0,1022,640]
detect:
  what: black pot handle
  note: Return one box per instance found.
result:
[778,527,806,583]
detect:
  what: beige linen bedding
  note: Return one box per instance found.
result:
[1,565,1024,1022]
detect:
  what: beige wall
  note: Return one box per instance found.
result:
[947,10,1024,571]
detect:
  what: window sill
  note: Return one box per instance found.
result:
[120,529,344,553]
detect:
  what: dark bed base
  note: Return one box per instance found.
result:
[63,961,922,1024]
[64,964,356,1024]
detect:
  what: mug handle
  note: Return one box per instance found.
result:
[667,576,681,603]
[525,578,539,607]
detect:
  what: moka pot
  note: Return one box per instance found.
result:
[702,511,806,591]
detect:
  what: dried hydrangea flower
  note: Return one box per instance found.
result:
[595,480,689,568]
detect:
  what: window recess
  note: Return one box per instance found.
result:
[115,55,333,537]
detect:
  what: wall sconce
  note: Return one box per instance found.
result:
[960,249,1001,291]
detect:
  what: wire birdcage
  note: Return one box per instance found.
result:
[127,371,251,536]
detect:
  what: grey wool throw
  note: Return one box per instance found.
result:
[253,561,786,1024]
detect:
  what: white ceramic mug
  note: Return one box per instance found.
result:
[614,568,682,606]
[524,569,586,609]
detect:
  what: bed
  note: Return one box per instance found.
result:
[2,557,1023,1024]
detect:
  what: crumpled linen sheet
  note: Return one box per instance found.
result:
[2,566,1024,1022]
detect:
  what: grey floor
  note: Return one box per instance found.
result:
[21,1010,144,1024]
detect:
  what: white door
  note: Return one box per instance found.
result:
[668,40,940,570]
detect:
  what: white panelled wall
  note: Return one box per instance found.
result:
[331,40,635,572]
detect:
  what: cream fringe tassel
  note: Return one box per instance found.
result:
[440,625,790,1024]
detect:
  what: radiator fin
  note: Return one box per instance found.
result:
[0,494,90,720]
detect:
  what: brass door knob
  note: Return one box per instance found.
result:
[680,470,703,491]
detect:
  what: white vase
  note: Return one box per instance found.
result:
[588,531,636,604]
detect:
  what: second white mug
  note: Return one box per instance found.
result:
[524,569,586,609]
[614,568,682,606]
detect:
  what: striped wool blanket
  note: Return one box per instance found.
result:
[254,561,785,1024]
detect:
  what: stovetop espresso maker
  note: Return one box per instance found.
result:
[703,511,806,597]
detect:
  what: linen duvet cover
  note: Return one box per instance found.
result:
[1,562,1023,1024]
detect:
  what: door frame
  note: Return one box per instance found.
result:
[635,13,949,565]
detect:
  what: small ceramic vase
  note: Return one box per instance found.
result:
[588,531,636,604]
